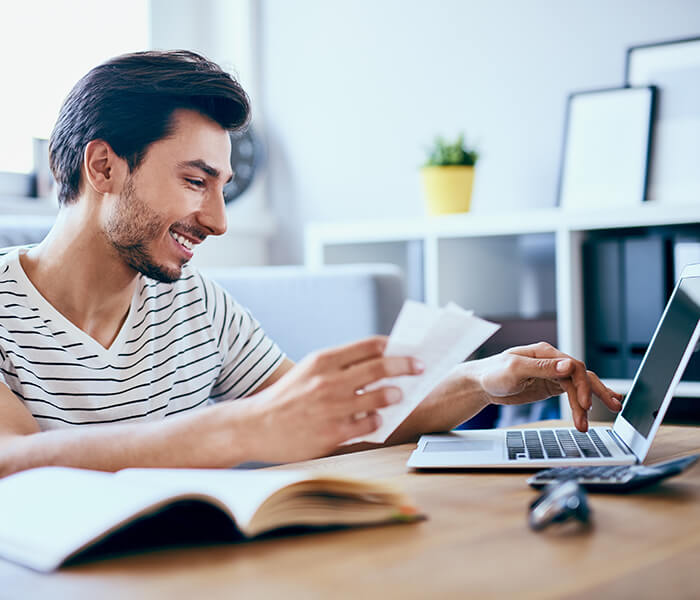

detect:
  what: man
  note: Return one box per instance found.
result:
[0,51,622,477]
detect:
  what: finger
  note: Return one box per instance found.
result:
[563,358,593,412]
[531,356,592,413]
[343,355,424,389]
[336,410,382,442]
[559,377,588,432]
[336,386,402,418]
[586,370,624,411]
[506,346,595,427]
[310,336,388,371]
[482,354,562,398]
[507,354,567,380]
[506,355,581,394]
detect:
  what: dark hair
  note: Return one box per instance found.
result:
[49,50,250,205]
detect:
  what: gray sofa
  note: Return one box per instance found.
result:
[203,264,405,361]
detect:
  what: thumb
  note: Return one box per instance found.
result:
[519,356,573,378]
[554,358,574,376]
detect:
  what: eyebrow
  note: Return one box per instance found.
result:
[178,159,233,183]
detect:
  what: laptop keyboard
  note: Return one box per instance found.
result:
[507,429,615,461]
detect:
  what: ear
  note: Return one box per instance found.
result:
[83,140,128,195]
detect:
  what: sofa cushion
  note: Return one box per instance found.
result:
[203,264,405,361]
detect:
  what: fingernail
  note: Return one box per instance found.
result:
[556,359,571,373]
[412,359,425,373]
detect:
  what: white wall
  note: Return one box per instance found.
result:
[259,0,700,264]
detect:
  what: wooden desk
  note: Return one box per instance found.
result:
[3,422,700,599]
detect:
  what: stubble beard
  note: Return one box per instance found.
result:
[104,177,185,284]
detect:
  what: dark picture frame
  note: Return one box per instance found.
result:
[556,86,656,209]
[625,36,700,204]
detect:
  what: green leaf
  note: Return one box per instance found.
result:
[422,133,478,167]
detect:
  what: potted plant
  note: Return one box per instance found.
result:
[421,134,479,215]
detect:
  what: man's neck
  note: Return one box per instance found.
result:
[20,204,140,350]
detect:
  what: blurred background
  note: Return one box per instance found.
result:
[1,1,697,259]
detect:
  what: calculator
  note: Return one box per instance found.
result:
[527,454,699,492]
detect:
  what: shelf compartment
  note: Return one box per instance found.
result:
[321,239,425,302]
[437,233,556,318]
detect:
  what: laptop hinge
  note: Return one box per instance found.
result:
[607,429,635,456]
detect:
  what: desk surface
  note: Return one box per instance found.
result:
[3,421,700,599]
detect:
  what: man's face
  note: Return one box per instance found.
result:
[103,109,232,283]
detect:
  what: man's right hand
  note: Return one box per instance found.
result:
[241,336,424,463]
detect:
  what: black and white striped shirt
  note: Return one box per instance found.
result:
[0,248,285,430]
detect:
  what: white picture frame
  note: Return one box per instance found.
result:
[557,86,655,210]
[626,37,700,205]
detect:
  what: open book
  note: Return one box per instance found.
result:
[0,466,421,572]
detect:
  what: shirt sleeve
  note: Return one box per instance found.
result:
[202,275,285,401]
[0,327,11,389]
[0,350,8,389]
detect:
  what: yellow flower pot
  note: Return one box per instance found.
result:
[421,165,475,215]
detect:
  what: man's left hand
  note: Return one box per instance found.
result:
[475,342,623,432]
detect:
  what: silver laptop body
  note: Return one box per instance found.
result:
[407,263,700,469]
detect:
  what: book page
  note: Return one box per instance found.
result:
[0,467,203,572]
[115,468,312,531]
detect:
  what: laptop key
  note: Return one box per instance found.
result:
[540,430,564,459]
[524,431,545,459]
[506,432,525,449]
[588,429,612,457]
[506,431,526,460]
[572,431,601,457]
[555,430,582,458]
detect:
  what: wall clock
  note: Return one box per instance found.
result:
[223,126,262,204]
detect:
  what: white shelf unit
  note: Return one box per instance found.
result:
[305,204,700,420]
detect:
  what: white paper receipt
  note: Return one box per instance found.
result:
[344,300,500,445]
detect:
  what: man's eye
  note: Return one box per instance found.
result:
[185,178,205,187]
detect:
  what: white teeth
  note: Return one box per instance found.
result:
[170,231,194,251]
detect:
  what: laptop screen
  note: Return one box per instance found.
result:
[620,274,700,438]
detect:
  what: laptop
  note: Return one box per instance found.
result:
[407,263,700,469]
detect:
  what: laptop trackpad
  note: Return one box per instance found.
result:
[424,440,495,452]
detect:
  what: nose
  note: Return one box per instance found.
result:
[197,189,228,236]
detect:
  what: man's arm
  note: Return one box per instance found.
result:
[253,356,295,392]
[386,342,623,443]
[340,342,624,452]
[0,337,422,477]
[0,383,260,477]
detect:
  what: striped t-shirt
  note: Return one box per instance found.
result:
[0,247,285,430]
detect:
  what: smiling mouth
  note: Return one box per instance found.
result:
[169,229,196,251]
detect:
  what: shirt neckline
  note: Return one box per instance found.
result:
[9,247,143,361]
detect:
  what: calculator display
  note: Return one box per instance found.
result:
[621,276,700,438]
